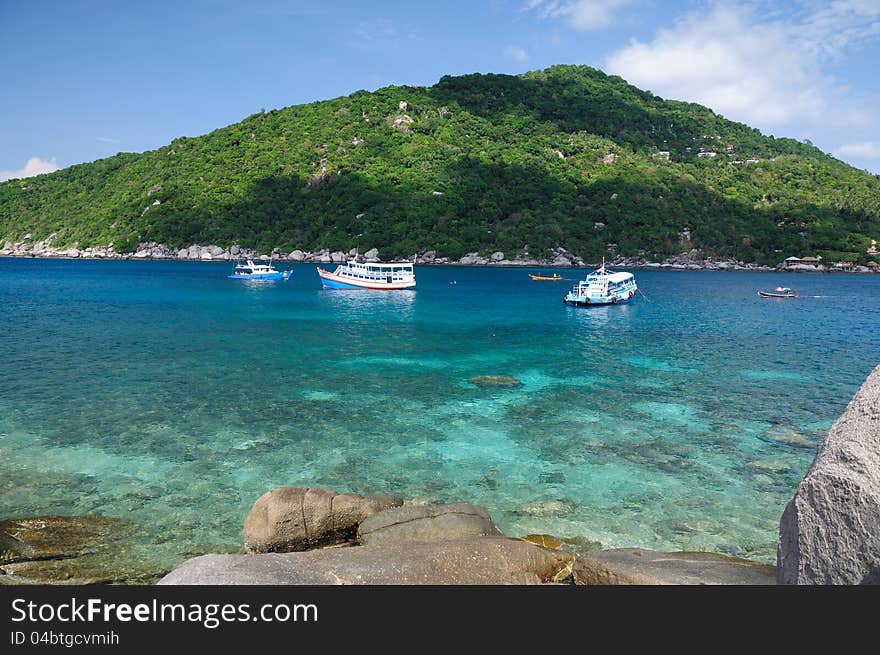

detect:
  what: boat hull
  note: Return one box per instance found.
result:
[757,290,797,298]
[564,286,637,306]
[317,268,416,290]
[564,292,636,306]
[228,271,291,280]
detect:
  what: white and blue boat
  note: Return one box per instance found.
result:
[227,259,292,281]
[317,259,416,290]
[563,260,638,306]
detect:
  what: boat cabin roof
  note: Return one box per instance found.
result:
[347,261,413,269]
[584,271,632,283]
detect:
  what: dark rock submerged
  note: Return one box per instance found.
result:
[469,375,523,388]
[0,516,163,584]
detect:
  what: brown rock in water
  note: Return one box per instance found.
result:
[469,375,522,388]
[243,486,403,553]
[0,515,162,585]
[519,534,564,550]
[159,537,575,585]
[572,548,776,585]
[357,503,501,547]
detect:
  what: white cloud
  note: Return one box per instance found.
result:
[0,157,59,183]
[798,0,880,58]
[96,136,120,144]
[834,141,880,160]
[603,3,878,132]
[504,45,529,61]
[353,18,397,42]
[605,5,821,126]
[527,0,629,31]
[351,18,419,52]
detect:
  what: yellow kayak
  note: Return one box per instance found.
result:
[529,273,564,281]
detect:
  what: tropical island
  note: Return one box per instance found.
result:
[1,65,879,271]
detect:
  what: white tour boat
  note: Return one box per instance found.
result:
[317,259,416,290]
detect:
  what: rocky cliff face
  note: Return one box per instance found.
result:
[778,364,880,584]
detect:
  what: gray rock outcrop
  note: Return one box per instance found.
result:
[573,548,776,585]
[243,486,403,553]
[159,537,574,585]
[777,364,880,584]
[357,503,501,547]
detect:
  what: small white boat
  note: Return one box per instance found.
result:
[317,259,416,290]
[757,287,797,298]
[228,260,292,281]
[564,260,638,306]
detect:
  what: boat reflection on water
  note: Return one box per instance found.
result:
[567,300,633,328]
[318,287,416,320]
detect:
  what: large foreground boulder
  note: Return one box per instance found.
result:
[243,487,403,553]
[357,503,501,547]
[778,364,880,584]
[573,548,776,585]
[159,537,574,585]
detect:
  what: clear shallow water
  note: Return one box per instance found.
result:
[1,257,878,571]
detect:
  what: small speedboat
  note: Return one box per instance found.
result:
[228,260,292,281]
[529,273,564,281]
[757,287,797,298]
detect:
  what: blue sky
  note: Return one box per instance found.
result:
[2,0,879,181]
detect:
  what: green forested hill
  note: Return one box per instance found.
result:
[2,64,879,264]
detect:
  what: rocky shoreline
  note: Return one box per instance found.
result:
[2,238,877,273]
[156,489,777,585]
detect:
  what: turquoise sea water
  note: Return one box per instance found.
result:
[1,257,878,571]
